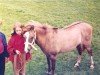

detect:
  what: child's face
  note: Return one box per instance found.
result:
[15,27,22,35]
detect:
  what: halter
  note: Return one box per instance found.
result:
[24,31,37,53]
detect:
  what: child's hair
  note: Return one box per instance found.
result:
[11,22,24,36]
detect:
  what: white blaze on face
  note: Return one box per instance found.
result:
[24,32,30,53]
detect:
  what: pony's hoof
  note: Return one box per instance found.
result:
[46,71,52,75]
[90,65,94,69]
[74,65,78,68]
[74,63,79,68]
[46,71,57,75]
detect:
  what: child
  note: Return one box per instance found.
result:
[7,22,31,75]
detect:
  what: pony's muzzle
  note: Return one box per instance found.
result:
[24,42,37,53]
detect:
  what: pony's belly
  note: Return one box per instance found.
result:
[61,46,76,53]
[58,34,81,53]
[60,41,80,53]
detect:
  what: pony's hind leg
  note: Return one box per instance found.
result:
[86,47,94,69]
[74,44,84,68]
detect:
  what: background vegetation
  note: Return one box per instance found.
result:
[0,0,100,75]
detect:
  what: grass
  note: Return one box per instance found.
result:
[0,0,100,75]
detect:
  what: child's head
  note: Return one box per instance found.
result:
[12,22,24,36]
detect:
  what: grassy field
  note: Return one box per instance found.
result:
[0,0,100,75]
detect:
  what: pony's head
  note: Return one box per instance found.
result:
[23,20,52,53]
[23,25,37,53]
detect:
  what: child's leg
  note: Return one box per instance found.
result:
[13,55,19,75]
[19,53,26,75]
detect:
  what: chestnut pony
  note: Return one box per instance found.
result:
[23,21,94,75]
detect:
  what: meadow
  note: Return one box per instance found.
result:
[0,0,100,75]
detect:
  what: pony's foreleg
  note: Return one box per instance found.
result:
[50,55,57,75]
[74,44,83,67]
[46,56,52,74]
[86,47,94,69]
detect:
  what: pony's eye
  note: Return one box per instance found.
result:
[32,42,34,44]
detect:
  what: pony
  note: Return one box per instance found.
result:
[23,21,94,75]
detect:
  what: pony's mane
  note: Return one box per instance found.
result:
[64,21,83,29]
[26,20,83,30]
[26,20,53,29]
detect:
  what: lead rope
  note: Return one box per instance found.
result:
[16,53,24,72]
[19,53,24,69]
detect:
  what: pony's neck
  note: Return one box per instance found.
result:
[35,27,47,49]
[35,26,47,35]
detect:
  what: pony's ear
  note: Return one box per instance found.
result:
[25,25,34,31]
[29,25,34,31]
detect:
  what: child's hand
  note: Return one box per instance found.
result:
[15,50,20,55]
[5,57,9,63]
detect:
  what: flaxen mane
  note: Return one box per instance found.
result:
[26,20,53,28]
